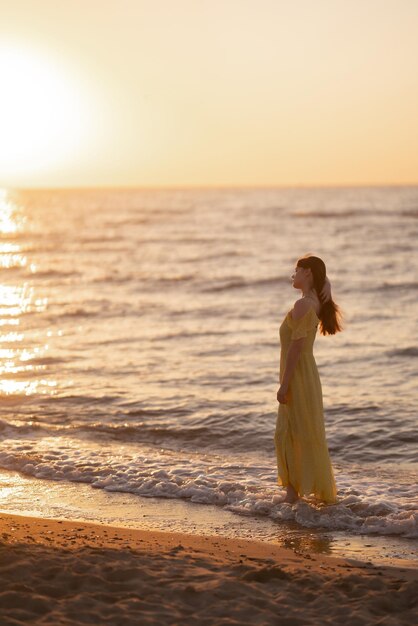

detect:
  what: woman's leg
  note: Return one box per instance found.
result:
[284,482,299,503]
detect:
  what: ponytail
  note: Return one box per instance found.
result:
[317,298,343,336]
[297,255,343,336]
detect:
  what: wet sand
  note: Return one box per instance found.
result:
[0,511,416,625]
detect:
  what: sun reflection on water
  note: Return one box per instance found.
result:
[0,189,56,398]
[0,190,27,234]
[0,242,27,269]
[0,285,47,317]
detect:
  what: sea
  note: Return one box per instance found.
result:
[0,185,417,564]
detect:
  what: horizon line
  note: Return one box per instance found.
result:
[2,181,418,192]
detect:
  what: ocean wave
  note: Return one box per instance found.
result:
[202,275,289,293]
[0,440,416,539]
[104,209,190,224]
[47,302,123,319]
[29,269,82,279]
[155,329,230,341]
[1,264,26,273]
[179,251,242,263]
[49,394,120,406]
[376,281,418,291]
[64,420,254,451]
[90,273,140,285]
[49,308,99,319]
[102,215,182,227]
[292,208,418,219]
[20,356,68,366]
[79,236,125,244]
[0,418,45,435]
[90,272,196,285]
[401,209,418,218]
[291,210,363,218]
[79,422,215,442]
[4,407,416,467]
[61,406,276,450]
[326,404,381,415]
[386,347,418,358]
[153,273,196,284]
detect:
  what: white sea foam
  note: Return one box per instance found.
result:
[0,436,416,539]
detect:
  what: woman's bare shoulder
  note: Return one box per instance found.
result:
[291,298,312,320]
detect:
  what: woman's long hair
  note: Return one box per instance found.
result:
[297,255,343,336]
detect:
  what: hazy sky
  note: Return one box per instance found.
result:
[1,0,417,188]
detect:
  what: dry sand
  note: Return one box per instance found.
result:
[0,511,416,625]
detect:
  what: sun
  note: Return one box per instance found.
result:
[0,41,97,185]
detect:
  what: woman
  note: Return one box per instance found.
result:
[275,255,343,505]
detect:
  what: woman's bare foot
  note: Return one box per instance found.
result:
[279,484,299,503]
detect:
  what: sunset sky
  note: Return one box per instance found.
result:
[0,0,417,188]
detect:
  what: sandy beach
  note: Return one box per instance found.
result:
[0,511,416,625]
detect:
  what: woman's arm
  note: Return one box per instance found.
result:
[277,298,309,404]
[277,338,305,404]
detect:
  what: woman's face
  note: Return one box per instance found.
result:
[291,264,310,289]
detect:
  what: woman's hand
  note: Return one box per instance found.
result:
[320,276,332,303]
[277,384,289,404]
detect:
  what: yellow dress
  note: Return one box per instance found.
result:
[274,306,338,504]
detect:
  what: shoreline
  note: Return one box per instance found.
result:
[0,468,416,568]
[0,470,418,567]
[0,510,416,625]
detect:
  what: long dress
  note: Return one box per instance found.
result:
[274,306,338,504]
